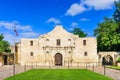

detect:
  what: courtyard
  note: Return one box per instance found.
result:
[1,65,120,80]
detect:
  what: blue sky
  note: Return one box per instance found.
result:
[0,0,117,44]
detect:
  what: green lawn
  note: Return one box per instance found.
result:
[107,66,120,70]
[5,69,113,80]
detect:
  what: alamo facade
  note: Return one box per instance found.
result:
[15,25,98,66]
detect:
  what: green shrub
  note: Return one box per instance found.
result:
[117,57,120,62]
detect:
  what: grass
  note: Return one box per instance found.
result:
[4,69,113,80]
[107,66,120,70]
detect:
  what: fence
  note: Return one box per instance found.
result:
[0,62,109,80]
[24,62,102,68]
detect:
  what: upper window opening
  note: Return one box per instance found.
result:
[68,39,71,41]
[83,40,86,45]
[57,39,61,46]
[30,52,33,56]
[30,41,33,46]
[46,39,49,41]
[84,52,87,56]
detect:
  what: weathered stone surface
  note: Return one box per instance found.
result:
[117,63,120,66]
[98,52,120,65]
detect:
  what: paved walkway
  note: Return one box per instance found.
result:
[106,68,120,80]
[0,65,26,80]
[0,65,120,80]
[92,66,120,80]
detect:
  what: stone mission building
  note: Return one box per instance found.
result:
[16,25,98,66]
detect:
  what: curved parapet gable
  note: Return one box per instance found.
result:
[38,25,79,39]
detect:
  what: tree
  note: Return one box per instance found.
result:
[0,34,11,53]
[113,0,120,33]
[94,17,120,51]
[113,0,120,23]
[71,27,87,37]
[94,0,120,52]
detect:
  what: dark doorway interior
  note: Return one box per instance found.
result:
[102,55,113,65]
[3,55,7,65]
[55,53,62,66]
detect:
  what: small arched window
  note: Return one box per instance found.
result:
[46,51,49,54]
[46,39,49,41]
[46,39,49,46]
[68,51,71,53]
[68,39,71,46]
[68,39,71,41]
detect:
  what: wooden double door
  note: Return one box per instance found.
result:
[55,53,62,66]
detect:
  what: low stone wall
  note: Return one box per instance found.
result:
[0,62,2,66]
[0,56,3,66]
[24,62,102,67]
[117,63,120,66]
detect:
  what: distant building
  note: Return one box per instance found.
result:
[98,52,120,65]
[15,25,98,66]
[0,52,14,66]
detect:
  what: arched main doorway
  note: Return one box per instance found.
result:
[102,55,113,65]
[55,53,62,66]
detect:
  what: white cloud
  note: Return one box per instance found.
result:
[17,25,32,31]
[84,0,115,10]
[47,18,61,25]
[67,22,78,31]
[4,34,20,45]
[71,22,78,27]
[65,0,116,16]
[0,21,14,30]
[20,32,38,38]
[80,18,89,21]
[4,31,39,45]
[0,21,32,31]
[0,20,38,45]
[65,3,87,16]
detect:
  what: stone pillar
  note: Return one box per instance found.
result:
[0,55,3,66]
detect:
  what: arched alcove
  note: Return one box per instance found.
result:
[55,53,62,66]
[102,55,113,65]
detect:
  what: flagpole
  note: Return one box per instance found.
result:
[13,37,15,76]
[13,23,17,76]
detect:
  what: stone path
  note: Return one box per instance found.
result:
[106,68,120,80]
[0,65,120,80]
[0,65,26,80]
[0,65,13,80]
[93,66,120,80]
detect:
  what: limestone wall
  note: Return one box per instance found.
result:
[0,54,3,66]
[18,25,98,66]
